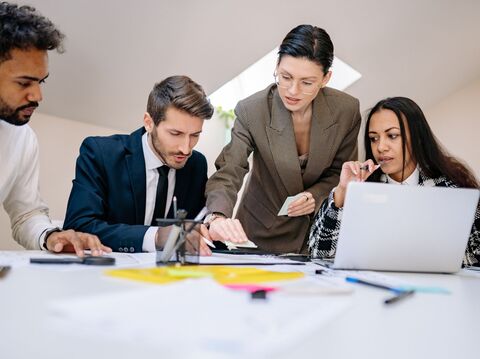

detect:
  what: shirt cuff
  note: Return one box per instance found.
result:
[330,187,341,210]
[38,227,61,251]
[142,226,158,252]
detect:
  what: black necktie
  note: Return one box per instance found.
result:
[151,166,170,225]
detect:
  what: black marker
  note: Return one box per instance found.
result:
[384,290,415,305]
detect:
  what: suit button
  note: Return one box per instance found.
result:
[129,247,135,253]
[124,247,128,252]
[119,247,123,252]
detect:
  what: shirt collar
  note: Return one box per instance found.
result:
[142,132,165,170]
[386,166,420,185]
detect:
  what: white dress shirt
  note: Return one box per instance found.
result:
[141,132,176,252]
[0,121,56,249]
[385,167,420,185]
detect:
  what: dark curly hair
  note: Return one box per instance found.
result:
[0,1,64,62]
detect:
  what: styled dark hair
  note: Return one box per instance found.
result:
[0,2,64,62]
[365,97,479,188]
[147,76,214,125]
[277,24,334,74]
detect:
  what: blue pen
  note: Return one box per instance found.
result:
[345,276,403,294]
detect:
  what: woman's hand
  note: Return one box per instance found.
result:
[288,191,315,217]
[334,160,380,208]
[209,217,249,244]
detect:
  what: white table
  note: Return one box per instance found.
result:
[1,251,479,359]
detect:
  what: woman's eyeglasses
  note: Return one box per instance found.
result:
[273,72,320,95]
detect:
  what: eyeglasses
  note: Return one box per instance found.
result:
[273,71,320,95]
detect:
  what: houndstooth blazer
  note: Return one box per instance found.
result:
[308,170,480,267]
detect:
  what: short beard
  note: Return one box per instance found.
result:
[0,99,38,126]
[150,129,190,170]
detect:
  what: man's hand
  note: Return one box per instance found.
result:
[185,224,212,256]
[46,230,112,257]
[209,217,249,244]
[156,224,212,256]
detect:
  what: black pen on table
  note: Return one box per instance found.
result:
[384,290,415,305]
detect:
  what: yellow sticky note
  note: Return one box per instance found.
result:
[105,265,303,286]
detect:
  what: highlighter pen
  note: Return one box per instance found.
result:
[384,290,415,305]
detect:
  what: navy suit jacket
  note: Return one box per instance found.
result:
[63,127,207,252]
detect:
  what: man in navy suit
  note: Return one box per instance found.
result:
[64,76,214,254]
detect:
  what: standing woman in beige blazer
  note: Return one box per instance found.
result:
[205,25,361,253]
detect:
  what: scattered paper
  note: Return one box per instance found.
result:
[277,193,304,216]
[199,252,299,265]
[0,250,156,270]
[317,267,451,294]
[224,239,258,250]
[48,279,352,357]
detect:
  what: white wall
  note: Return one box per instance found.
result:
[0,111,226,250]
[195,111,228,177]
[425,76,480,180]
[0,113,119,250]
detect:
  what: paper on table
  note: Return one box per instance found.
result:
[48,279,352,357]
[224,239,258,250]
[0,250,156,270]
[319,267,451,294]
[0,251,45,267]
[199,252,297,265]
[277,193,304,216]
[280,276,354,295]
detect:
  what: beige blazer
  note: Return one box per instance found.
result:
[206,84,361,253]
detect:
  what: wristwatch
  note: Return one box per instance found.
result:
[203,212,226,228]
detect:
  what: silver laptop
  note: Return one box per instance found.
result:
[329,182,479,273]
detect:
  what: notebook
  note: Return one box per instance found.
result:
[323,182,479,273]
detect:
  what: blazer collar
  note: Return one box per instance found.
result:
[124,127,147,223]
[302,89,339,185]
[267,87,336,194]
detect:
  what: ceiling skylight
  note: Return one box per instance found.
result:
[209,48,361,110]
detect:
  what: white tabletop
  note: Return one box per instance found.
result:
[1,250,479,359]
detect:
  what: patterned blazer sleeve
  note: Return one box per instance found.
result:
[464,203,480,267]
[308,188,343,259]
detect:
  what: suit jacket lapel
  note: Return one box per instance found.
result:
[303,89,337,187]
[266,90,303,195]
[124,128,147,224]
